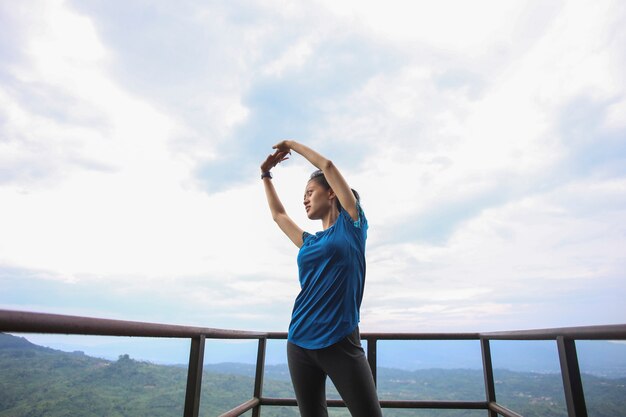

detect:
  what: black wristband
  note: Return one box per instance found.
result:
[261,171,272,180]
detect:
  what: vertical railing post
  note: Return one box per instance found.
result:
[252,337,267,417]
[367,337,377,386]
[184,335,206,417]
[481,338,498,417]
[557,337,588,417]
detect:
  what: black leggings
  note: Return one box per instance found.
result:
[287,327,383,417]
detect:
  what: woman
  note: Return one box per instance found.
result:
[261,140,382,417]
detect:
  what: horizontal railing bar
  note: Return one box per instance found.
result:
[266,332,481,340]
[265,332,288,339]
[4,310,623,341]
[363,333,481,340]
[258,398,297,406]
[380,400,488,409]
[481,324,626,340]
[0,309,266,339]
[488,401,525,417]
[218,398,259,417]
[270,328,626,341]
[261,397,488,409]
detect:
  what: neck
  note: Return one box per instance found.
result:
[321,207,339,230]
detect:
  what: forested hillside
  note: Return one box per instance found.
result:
[1,333,625,417]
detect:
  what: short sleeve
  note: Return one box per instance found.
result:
[339,202,366,229]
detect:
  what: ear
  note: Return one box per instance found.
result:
[327,188,336,201]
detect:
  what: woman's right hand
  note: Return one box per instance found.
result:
[261,150,290,173]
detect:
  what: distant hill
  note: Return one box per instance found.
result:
[0,333,293,417]
[203,337,626,378]
[25,333,626,378]
[1,333,625,417]
[376,338,626,378]
[0,333,52,351]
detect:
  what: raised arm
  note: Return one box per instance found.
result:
[274,140,359,221]
[261,151,304,248]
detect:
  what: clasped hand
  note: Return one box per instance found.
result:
[260,140,292,172]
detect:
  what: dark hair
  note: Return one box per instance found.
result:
[309,169,360,211]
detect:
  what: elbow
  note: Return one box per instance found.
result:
[272,211,285,223]
[321,159,334,172]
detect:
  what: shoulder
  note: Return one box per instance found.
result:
[339,203,367,230]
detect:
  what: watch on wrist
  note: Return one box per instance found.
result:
[261,171,272,180]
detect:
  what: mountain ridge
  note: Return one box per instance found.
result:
[1,333,625,417]
[15,333,626,378]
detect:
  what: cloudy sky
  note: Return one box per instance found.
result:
[1,0,625,349]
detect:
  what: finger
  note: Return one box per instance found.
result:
[273,140,287,150]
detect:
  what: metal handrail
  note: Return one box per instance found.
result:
[481,324,626,340]
[0,309,265,339]
[2,309,625,417]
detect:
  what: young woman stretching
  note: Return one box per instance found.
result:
[261,140,382,417]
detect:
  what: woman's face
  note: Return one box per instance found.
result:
[303,180,334,220]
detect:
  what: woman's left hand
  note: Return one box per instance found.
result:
[272,140,293,153]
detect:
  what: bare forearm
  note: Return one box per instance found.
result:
[285,140,332,170]
[263,177,286,220]
[259,149,304,247]
[262,176,304,247]
[276,139,358,220]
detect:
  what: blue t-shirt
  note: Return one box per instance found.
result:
[288,204,368,349]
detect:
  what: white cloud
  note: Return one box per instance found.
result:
[317,0,530,53]
[0,1,269,281]
[1,0,625,334]
[362,176,626,331]
[262,37,316,77]
[604,99,626,131]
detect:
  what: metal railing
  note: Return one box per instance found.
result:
[1,309,625,417]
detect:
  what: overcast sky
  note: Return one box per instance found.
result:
[1,0,625,342]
